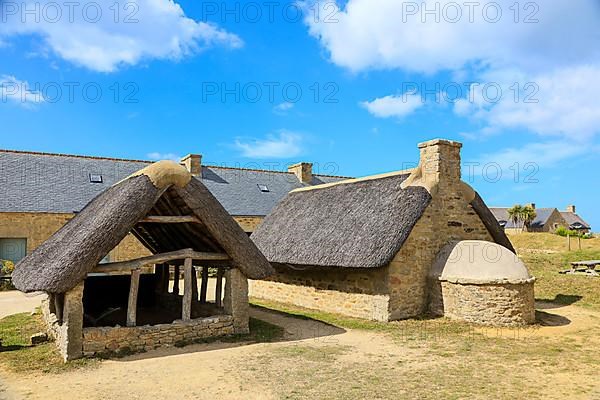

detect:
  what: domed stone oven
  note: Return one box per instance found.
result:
[430,240,535,326]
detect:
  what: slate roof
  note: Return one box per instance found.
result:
[0,150,345,216]
[489,207,558,229]
[560,212,591,230]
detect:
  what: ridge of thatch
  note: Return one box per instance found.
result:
[12,163,273,293]
[251,173,432,269]
[470,193,516,253]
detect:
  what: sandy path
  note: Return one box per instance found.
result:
[1,290,600,400]
[0,292,45,319]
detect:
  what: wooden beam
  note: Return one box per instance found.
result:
[173,265,180,295]
[93,248,230,273]
[139,215,200,224]
[182,258,193,321]
[200,266,209,304]
[192,266,199,301]
[215,268,224,308]
[127,269,141,327]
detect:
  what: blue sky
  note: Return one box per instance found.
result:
[1,0,599,229]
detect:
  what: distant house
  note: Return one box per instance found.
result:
[560,205,592,233]
[490,204,591,233]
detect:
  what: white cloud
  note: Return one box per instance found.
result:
[361,93,423,119]
[234,131,303,158]
[147,152,181,162]
[477,141,589,173]
[304,0,600,75]
[273,102,295,115]
[0,75,44,107]
[0,1,243,72]
[454,65,600,143]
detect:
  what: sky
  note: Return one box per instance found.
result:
[0,0,599,229]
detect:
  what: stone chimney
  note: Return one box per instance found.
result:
[566,205,576,213]
[180,154,202,176]
[417,139,462,187]
[288,162,313,184]
[527,203,536,210]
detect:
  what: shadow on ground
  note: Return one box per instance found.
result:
[535,310,571,327]
[536,295,583,309]
[112,305,346,362]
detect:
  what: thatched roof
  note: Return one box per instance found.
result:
[12,161,274,293]
[251,172,432,269]
[251,172,516,269]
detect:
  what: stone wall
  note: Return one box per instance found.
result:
[41,283,84,361]
[82,315,234,356]
[440,281,535,326]
[528,209,567,233]
[0,212,149,261]
[249,266,390,321]
[388,141,495,320]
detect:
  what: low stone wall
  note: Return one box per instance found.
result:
[82,315,234,356]
[41,283,84,361]
[250,280,390,321]
[440,281,535,326]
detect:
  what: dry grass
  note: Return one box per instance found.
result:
[509,233,600,310]
[245,300,600,399]
[0,312,97,374]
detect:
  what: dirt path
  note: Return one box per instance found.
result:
[1,291,600,399]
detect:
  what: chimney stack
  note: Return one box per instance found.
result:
[180,154,202,176]
[527,203,536,210]
[566,205,576,213]
[417,139,462,187]
[288,162,313,184]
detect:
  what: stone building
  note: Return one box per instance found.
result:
[0,149,344,265]
[490,204,591,234]
[12,161,273,361]
[251,139,535,325]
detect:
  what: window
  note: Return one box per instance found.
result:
[89,173,103,183]
[257,184,270,192]
[0,238,27,263]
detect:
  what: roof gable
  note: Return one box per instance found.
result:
[12,162,274,293]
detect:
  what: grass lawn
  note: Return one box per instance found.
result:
[509,233,600,310]
[0,312,96,374]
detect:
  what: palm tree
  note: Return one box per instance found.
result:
[521,205,537,233]
[507,205,524,232]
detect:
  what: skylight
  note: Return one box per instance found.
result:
[89,174,103,184]
[257,184,270,192]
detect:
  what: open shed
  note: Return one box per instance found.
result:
[12,161,273,360]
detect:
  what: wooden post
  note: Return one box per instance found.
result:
[215,268,224,308]
[200,266,209,304]
[162,264,170,293]
[192,266,199,301]
[127,269,141,327]
[54,293,64,323]
[173,265,180,295]
[578,235,582,250]
[567,234,571,251]
[182,258,193,321]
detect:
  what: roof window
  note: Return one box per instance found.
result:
[89,174,103,184]
[257,184,270,192]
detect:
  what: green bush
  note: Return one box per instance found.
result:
[555,227,589,238]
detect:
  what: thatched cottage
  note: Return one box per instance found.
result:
[251,139,535,325]
[12,161,273,360]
